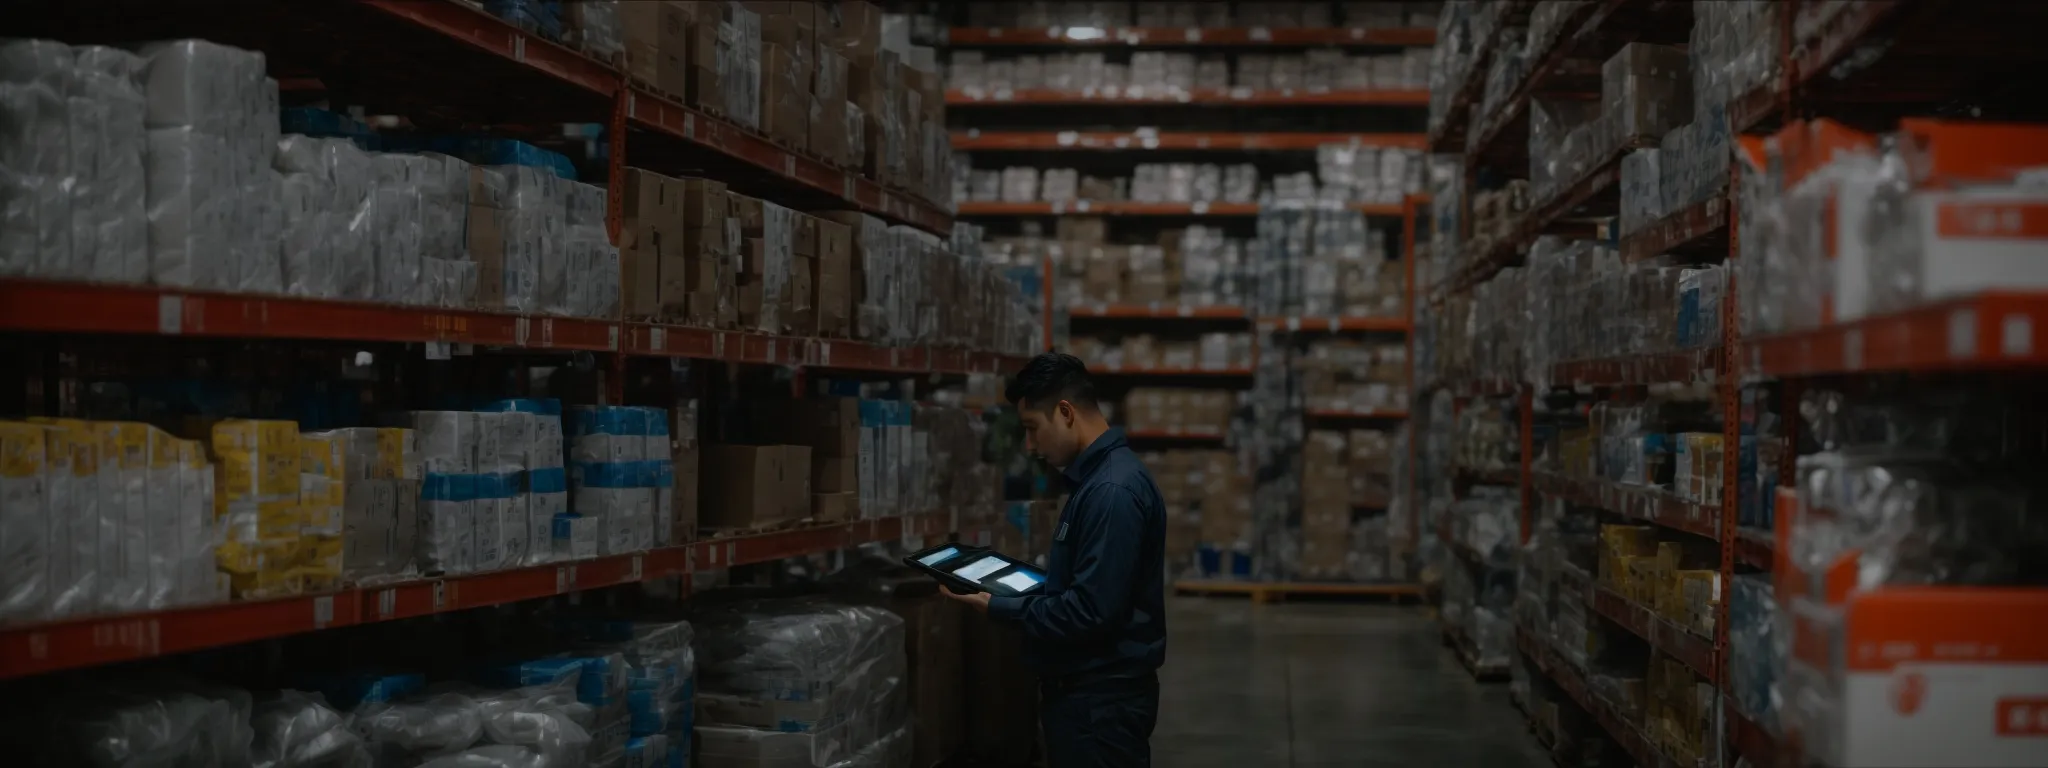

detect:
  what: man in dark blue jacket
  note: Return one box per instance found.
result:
[944,353,1168,768]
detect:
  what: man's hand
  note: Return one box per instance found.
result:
[941,588,992,614]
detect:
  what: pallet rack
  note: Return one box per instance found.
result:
[1423,0,2048,766]
[0,0,1021,682]
[946,15,1431,596]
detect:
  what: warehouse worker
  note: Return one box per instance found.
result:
[945,352,1168,768]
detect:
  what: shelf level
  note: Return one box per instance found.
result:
[0,513,957,681]
[1518,627,1686,768]
[357,0,952,235]
[953,131,1427,151]
[1552,347,1722,388]
[1590,585,1717,680]
[947,27,1437,47]
[946,87,1431,106]
[0,280,1030,376]
[1535,473,1720,541]
[1621,196,1730,264]
[1069,305,1248,320]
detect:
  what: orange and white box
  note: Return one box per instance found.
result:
[1786,588,2048,767]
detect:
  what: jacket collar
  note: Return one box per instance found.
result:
[1062,427,1126,485]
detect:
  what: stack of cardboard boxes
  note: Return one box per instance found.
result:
[700,443,811,532]
[749,396,861,523]
[1300,430,1352,579]
[1143,451,1242,572]
[620,168,738,328]
[1597,523,1722,637]
[1300,339,1408,413]
[1122,389,1234,436]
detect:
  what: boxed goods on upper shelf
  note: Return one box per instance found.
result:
[1300,339,1408,413]
[1123,388,1238,435]
[1528,42,1694,206]
[948,48,1433,93]
[1740,119,2048,337]
[1253,205,1408,319]
[1070,332,1255,371]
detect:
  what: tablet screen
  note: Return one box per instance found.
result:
[995,570,1043,592]
[916,546,962,566]
[952,557,1008,582]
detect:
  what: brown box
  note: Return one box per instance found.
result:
[701,444,809,529]
[785,255,816,335]
[811,491,855,522]
[790,212,818,258]
[620,1,690,93]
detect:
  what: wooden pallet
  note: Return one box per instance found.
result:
[1172,579,1425,604]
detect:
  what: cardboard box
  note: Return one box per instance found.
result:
[701,444,809,529]
[785,255,815,335]
[811,491,855,522]
[812,456,857,493]
[620,0,690,93]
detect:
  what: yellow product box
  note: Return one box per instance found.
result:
[218,537,304,599]
[211,419,302,513]
[1626,556,1657,605]
[298,534,345,591]
[300,432,347,482]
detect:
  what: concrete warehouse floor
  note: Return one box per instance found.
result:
[1154,598,1549,768]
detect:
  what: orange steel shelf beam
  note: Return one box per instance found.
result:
[952,131,1427,151]
[946,87,1431,107]
[0,513,956,680]
[947,27,1437,47]
[0,280,1030,376]
[1742,292,2048,377]
[1621,196,1729,263]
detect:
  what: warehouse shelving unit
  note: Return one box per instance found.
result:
[0,0,1025,690]
[1427,0,2048,766]
[947,12,1432,595]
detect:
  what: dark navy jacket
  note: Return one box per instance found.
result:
[988,428,1167,680]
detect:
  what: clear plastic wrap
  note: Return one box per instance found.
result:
[250,690,372,768]
[691,596,908,767]
[24,678,257,767]
[354,691,486,762]
[0,422,49,621]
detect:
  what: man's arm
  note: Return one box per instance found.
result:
[984,485,1142,644]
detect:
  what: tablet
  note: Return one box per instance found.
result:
[902,543,1047,596]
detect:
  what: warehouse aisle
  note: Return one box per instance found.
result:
[1154,598,1547,768]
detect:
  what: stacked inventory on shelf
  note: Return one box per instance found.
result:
[1424,1,2048,767]
[946,2,1440,592]
[0,16,1064,766]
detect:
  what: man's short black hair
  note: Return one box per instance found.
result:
[1006,353,1100,411]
